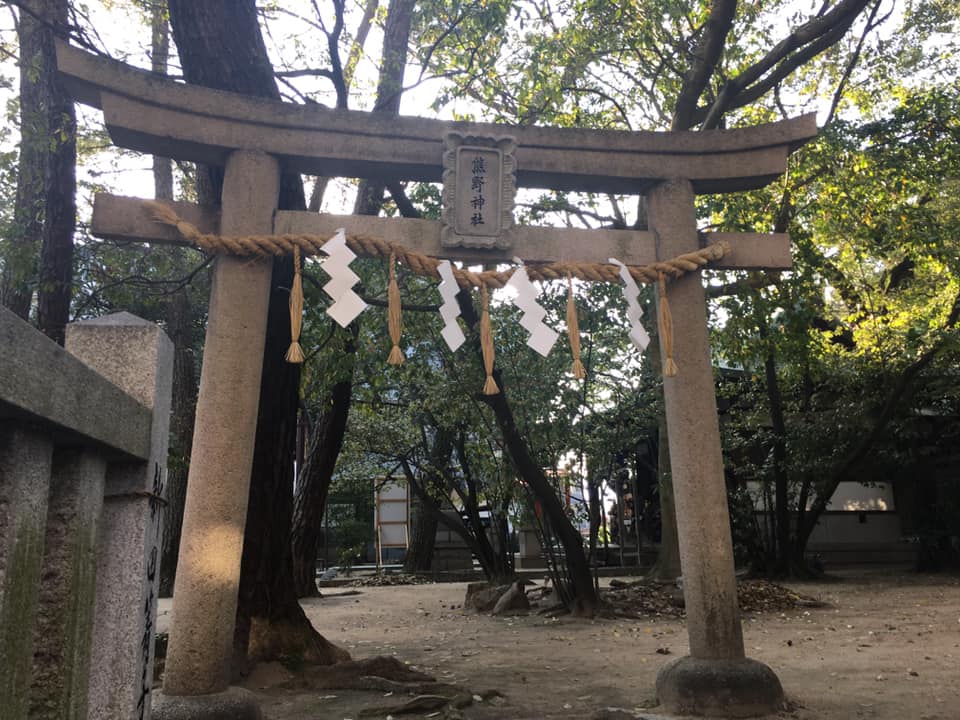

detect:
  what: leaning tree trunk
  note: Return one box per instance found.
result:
[454,292,597,613]
[291,361,355,597]
[167,0,348,669]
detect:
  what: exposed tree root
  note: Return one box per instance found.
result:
[247,615,351,665]
[355,688,505,718]
[301,655,434,689]
[357,693,469,717]
[287,656,504,717]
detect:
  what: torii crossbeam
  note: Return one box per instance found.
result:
[56,40,816,720]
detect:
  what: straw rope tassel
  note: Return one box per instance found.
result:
[285,244,306,363]
[480,285,499,395]
[566,274,586,379]
[657,272,678,377]
[387,252,404,365]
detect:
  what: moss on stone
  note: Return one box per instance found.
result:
[28,502,99,720]
[0,519,45,720]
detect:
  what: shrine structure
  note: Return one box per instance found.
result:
[55,40,817,719]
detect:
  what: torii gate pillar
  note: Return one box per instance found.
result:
[154,151,278,719]
[650,179,783,717]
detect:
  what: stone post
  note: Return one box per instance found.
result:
[157,150,279,718]
[29,448,107,720]
[649,179,783,717]
[66,313,174,720]
[0,427,53,720]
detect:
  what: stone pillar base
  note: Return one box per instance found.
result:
[152,687,262,720]
[655,656,784,718]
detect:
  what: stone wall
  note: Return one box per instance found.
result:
[0,308,172,720]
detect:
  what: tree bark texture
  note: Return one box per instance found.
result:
[33,0,76,346]
[150,0,173,202]
[148,0,194,600]
[2,5,46,318]
[167,0,348,668]
[352,0,416,216]
[403,489,439,573]
[159,288,196,597]
[3,0,76,345]
[651,421,682,580]
[291,360,355,597]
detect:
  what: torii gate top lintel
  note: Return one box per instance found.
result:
[55,40,816,196]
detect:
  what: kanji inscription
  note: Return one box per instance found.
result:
[441,133,516,249]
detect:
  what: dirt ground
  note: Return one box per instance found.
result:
[167,568,960,719]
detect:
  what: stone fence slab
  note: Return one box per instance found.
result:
[0,309,172,720]
[0,306,152,461]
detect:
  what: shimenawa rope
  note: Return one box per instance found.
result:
[145,201,726,386]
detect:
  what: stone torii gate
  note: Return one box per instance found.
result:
[56,41,816,719]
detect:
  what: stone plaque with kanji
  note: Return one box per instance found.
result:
[441,133,516,250]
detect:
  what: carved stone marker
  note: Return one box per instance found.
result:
[441,133,516,249]
[66,313,173,720]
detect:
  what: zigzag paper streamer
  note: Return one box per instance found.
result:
[321,228,367,327]
[505,264,559,357]
[436,260,466,351]
[609,257,650,351]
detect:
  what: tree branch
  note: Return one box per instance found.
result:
[671,0,738,130]
[696,0,873,127]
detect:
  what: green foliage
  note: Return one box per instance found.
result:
[710,83,960,570]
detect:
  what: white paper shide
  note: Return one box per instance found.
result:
[609,257,650,351]
[506,265,559,357]
[321,228,367,328]
[436,260,466,351]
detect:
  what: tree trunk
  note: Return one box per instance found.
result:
[167,0,348,669]
[453,291,596,611]
[651,419,682,580]
[288,0,416,600]
[352,0,415,216]
[289,0,416,592]
[401,460,512,583]
[146,0,193,600]
[159,288,196,597]
[34,0,76,346]
[760,325,791,577]
[403,490,439,573]
[586,474,601,567]
[646,329,682,581]
[2,4,46,317]
[481,380,596,612]
[411,429,449,574]
[150,0,173,202]
[3,0,76,343]
[291,355,356,597]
